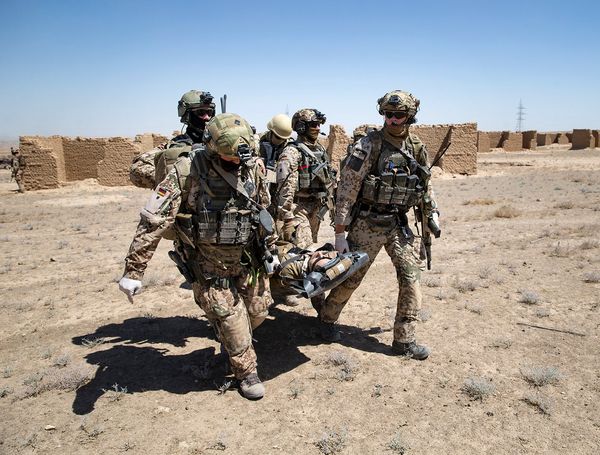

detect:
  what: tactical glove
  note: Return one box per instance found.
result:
[118,277,143,303]
[334,232,349,254]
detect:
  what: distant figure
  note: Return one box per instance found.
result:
[11,147,26,193]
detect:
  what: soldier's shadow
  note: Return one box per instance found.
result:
[71,308,393,415]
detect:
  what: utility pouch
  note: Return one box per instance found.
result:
[362,175,378,203]
[174,213,195,246]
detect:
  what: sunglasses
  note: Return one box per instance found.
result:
[307,121,322,128]
[192,108,214,117]
[384,111,408,119]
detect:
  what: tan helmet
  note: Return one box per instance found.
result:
[267,114,293,139]
[291,108,326,135]
[203,113,255,157]
[377,90,420,122]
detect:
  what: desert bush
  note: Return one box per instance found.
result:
[387,432,408,454]
[521,366,562,387]
[461,377,495,400]
[478,266,493,280]
[518,290,540,305]
[451,277,479,293]
[554,201,574,209]
[81,337,108,348]
[289,384,303,399]
[57,240,69,250]
[102,383,128,402]
[325,352,358,382]
[52,353,71,368]
[583,272,600,283]
[465,303,482,314]
[315,428,347,455]
[535,308,551,318]
[0,386,13,398]
[550,242,572,258]
[423,276,442,288]
[418,308,432,322]
[2,366,12,378]
[463,198,495,206]
[522,392,552,415]
[18,365,92,399]
[493,205,520,218]
[580,239,599,250]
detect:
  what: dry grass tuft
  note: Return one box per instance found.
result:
[325,352,358,382]
[493,205,520,218]
[463,198,496,206]
[18,365,92,399]
[451,277,479,293]
[315,428,347,455]
[461,377,495,400]
[583,272,600,283]
[554,201,574,210]
[521,366,562,387]
[550,242,572,258]
[518,290,540,305]
[522,392,552,415]
[387,432,408,454]
[580,239,599,250]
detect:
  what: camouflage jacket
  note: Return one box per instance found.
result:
[275,140,331,222]
[123,151,273,280]
[11,154,25,174]
[335,129,437,226]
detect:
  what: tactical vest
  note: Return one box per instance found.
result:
[154,134,193,185]
[186,151,258,246]
[296,143,333,194]
[359,132,431,211]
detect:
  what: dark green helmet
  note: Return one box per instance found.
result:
[177,90,216,125]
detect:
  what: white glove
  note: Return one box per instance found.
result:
[118,277,142,303]
[335,232,349,254]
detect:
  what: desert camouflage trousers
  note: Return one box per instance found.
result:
[291,197,323,248]
[320,216,425,343]
[192,273,271,379]
[14,171,25,193]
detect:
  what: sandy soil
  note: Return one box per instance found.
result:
[1,146,599,454]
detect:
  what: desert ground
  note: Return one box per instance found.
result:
[1,145,599,454]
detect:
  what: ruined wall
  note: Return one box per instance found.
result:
[97,138,143,186]
[571,129,594,149]
[522,130,537,150]
[326,124,351,171]
[593,130,599,148]
[555,132,569,144]
[500,132,523,152]
[486,131,504,148]
[413,125,452,162]
[537,133,553,146]
[477,131,490,153]
[134,133,168,151]
[63,138,105,181]
[19,136,65,190]
[439,123,477,174]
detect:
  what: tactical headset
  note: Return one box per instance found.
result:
[293,109,326,134]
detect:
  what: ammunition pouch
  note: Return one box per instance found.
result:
[193,209,255,245]
[361,173,424,209]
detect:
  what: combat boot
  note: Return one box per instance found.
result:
[392,341,430,360]
[239,372,265,400]
[319,320,341,342]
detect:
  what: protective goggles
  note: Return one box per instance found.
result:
[384,111,409,120]
[191,108,214,117]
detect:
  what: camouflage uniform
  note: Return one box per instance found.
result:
[123,142,273,380]
[319,127,438,345]
[275,109,335,248]
[11,149,26,193]
[129,144,167,189]
[258,130,291,202]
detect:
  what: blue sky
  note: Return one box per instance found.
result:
[0,0,597,139]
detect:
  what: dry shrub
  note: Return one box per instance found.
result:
[18,365,93,399]
[451,277,479,293]
[489,337,512,349]
[493,205,520,218]
[521,366,562,387]
[462,377,495,400]
[554,201,574,209]
[549,242,572,258]
[583,272,600,283]
[463,198,496,206]
[324,352,358,382]
[315,428,347,455]
[387,432,408,454]
[580,239,599,250]
[518,290,540,305]
[522,392,552,415]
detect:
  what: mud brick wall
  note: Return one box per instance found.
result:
[486,131,504,148]
[439,123,477,174]
[134,133,168,151]
[537,133,553,146]
[571,129,594,149]
[326,124,351,171]
[566,132,573,143]
[477,131,490,153]
[522,130,537,150]
[63,138,105,181]
[555,132,570,144]
[97,137,145,186]
[593,130,599,147]
[19,136,65,190]
[413,125,452,163]
[500,132,523,151]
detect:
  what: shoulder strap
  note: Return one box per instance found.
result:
[296,143,319,161]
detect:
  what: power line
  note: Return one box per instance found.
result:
[516,99,526,132]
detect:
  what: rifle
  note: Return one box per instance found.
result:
[416,142,449,269]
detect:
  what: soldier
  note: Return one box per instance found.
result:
[10,147,26,193]
[117,113,370,399]
[316,90,440,360]
[118,114,273,399]
[129,90,215,189]
[258,113,293,197]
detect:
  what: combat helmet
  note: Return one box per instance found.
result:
[267,114,293,139]
[291,108,326,135]
[203,113,255,159]
[177,90,216,125]
[377,90,420,124]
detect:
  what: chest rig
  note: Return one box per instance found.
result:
[187,151,258,245]
[359,134,431,212]
[296,143,333,195]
